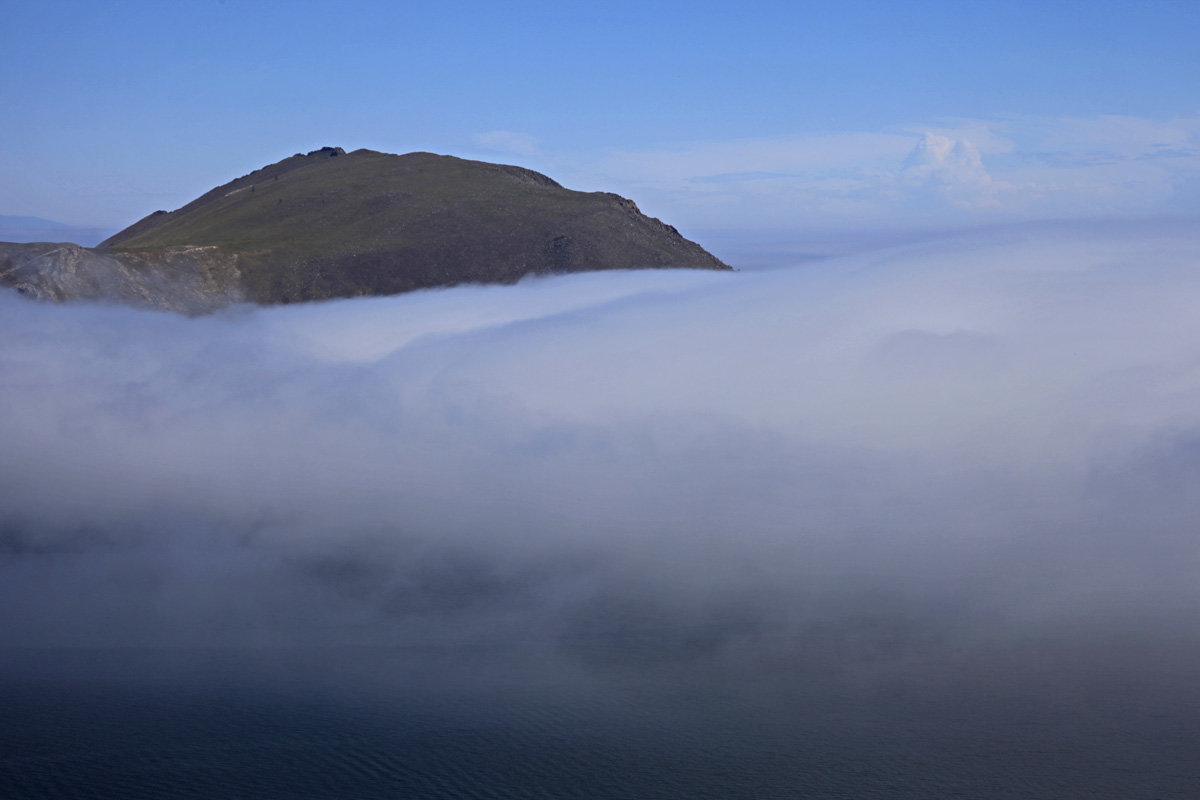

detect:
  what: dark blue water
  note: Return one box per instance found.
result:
[2,645,1198,799]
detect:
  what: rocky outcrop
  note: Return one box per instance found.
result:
[0,242,242,314]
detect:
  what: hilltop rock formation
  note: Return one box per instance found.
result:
[2,147,728,312]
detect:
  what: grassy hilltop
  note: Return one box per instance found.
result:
[101,147,729,304]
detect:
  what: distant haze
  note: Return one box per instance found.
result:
[0,214,114,247]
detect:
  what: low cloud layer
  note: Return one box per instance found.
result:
[532,113,1200,235]
[3,220,1200,707]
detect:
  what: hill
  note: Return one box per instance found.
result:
[99,147,729,304]
[2,147,729,312]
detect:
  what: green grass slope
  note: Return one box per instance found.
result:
[101,147,729,303]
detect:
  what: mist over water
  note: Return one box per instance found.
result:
[4,219,1200,797]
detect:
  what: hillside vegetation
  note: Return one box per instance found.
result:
[101,147,729,303]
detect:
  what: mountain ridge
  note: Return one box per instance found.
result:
[2,147,729,312]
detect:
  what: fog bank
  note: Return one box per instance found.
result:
[3,219,1200,704]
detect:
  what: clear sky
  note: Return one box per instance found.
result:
[3,0,1198,240]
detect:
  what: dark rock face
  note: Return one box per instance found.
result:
[3,148,729,311]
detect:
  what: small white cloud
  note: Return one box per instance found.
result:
[901,133,1000,207]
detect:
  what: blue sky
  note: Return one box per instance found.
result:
[2,0,1198,239]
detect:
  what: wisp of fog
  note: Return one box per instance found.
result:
[3,219,1200,715]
